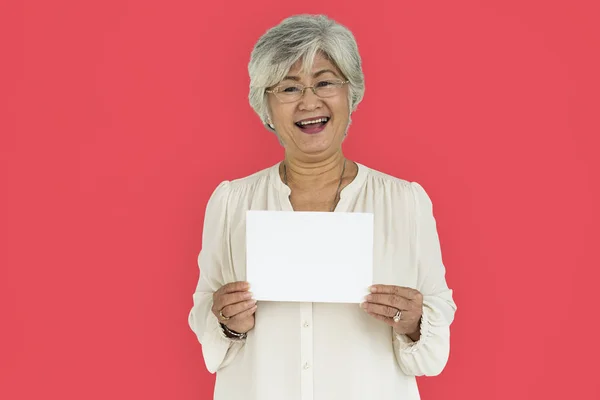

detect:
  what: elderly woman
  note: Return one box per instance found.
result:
[188,14,457,400]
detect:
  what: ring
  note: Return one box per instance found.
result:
[219,310,231,321]
[393,310,402,323]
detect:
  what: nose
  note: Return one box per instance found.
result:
[298,87,321,110]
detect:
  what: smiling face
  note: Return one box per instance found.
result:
[266,52,350,161]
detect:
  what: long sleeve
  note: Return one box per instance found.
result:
[188,181,245,373]
[393,181,458,376]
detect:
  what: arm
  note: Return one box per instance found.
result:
[393,181,457,376]
[188,181,245,373]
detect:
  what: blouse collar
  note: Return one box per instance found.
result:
[269,160,369,212]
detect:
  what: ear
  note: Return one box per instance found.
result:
[266,116,275,130]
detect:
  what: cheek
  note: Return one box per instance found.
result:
[331,94,350,114]
[331,100,350,123]
[271,105,295,125]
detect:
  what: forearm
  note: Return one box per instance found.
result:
[189,293,245,373]
[393,293,455,376]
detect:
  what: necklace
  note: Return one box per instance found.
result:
[283,158,347,212]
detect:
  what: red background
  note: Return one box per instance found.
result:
[1,0,599,399]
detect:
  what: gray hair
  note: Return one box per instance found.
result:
[248,14,365,134]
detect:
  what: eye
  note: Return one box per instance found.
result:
[315,80,337,88]
[280,85,301,93]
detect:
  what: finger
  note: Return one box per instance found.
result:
[369,285,421,300]
[217,281,251,295]
[214,290,253,310]
[221,299,258,319]
[223,305,258,326]
[366,294,411,310]
[229,304,258,321]
[361,302,398,318]
[365,310,395,327]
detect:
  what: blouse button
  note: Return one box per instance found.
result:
[303,321,309,328]
[303,362,310,370]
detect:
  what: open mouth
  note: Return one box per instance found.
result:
[294,117,330,134]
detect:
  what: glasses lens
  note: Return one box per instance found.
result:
[275,84,302,102]
[314,80,344,98]
[271,80,345,102]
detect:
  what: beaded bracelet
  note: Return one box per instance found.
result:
[220,323,248,340]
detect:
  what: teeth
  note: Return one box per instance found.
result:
[298,117,328,126]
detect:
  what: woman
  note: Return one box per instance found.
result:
[188,14,457,400]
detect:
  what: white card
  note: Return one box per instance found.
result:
[245,210,374,303]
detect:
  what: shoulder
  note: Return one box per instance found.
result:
[359,163,433,210]
[228,164,277,191]
[360,163,424,193]
[206,163,278,204]
[363,164,412,188]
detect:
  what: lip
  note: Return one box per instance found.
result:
[294,116,329,135]
[294,115,330,124]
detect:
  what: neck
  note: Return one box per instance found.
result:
[282,152,346,189]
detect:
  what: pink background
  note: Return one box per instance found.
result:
[1,0,599,399]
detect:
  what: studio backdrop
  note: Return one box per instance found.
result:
[1,1,599,399]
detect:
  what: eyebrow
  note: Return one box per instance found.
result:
[282,69,340,81]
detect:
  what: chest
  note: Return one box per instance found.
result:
[226,191,420,291]
[287,185,341,212]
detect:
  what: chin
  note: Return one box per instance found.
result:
[294,136,339,156]
[284,125,343,154]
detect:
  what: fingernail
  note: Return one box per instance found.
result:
[360,302,367,310]
[370,286,377,293]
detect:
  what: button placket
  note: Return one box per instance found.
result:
[300,302,314,400]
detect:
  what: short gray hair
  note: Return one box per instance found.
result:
[248,14,365,132]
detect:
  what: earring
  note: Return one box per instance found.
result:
[267,117,274,130]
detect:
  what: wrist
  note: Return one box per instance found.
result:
[406,329,421,342]
[220,323,247,340]
[395,320,422,342]
[407,317,422,341]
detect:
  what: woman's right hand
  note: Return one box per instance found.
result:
[212,281,257,334]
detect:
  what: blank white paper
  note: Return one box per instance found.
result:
[245,210,374,303]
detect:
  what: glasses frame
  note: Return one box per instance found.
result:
[265,79,350,103]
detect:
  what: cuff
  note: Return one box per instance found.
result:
[394,308,433,354]
[200,312,236,373]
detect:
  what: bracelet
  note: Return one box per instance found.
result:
[220,323,247,340]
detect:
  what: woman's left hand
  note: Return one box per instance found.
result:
[361,285,424,341]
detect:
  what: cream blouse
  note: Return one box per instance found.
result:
[188,162,457,400]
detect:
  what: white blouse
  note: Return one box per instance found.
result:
[188,162,457,400]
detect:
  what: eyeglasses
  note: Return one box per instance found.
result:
[266,79,349,103]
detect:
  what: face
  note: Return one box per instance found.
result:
[266,53,350,160]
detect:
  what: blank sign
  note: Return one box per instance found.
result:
[245,210,374,303]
